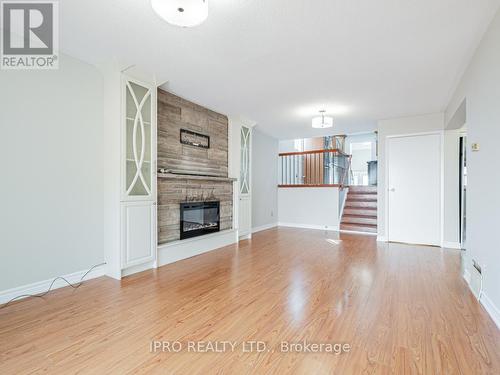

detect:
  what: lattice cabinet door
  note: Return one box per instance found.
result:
[122,77,156,201]
[240,126,251,195]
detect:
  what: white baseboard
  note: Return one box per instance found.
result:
[252,222,278,234]
[158,229,237,267]
[340,229,377,236]
[239,233,252,240]
[278,222,339,231]
[463,268,471,285]
[122,260,156,277]
[442,241,461,249]
[376,235,387,242]
[480,292,500,329]
[0,263,106,305]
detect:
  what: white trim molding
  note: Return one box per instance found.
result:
[122,260,156,277]
[480,293,500,329]
[377,235,387,242]
[0,264,106,305]
[158,229,237,267]
[463,268,471,284]
[252,222,278,234]
[442,241,461,249]
[278,222,339,231]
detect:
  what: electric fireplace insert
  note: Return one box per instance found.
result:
[180,201,220,240]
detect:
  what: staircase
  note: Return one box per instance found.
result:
[340,186,377,234]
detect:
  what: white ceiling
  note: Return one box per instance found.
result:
[61,0,500,139]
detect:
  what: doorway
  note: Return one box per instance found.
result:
[350,142,373,185]
[459,136,467,250]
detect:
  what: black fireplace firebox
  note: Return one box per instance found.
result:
[180,201,220,240]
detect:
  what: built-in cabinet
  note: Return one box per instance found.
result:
[102,70,254,278]
[120,76,157,270]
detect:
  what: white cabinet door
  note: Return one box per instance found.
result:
[239,126,252,237]
[387,133,441,246]
[122,77,156,201]
[121,202,156,268]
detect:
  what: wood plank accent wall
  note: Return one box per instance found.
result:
[157,89,229,177]
[156,89,233,244]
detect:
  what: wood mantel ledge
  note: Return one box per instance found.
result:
[158,173,237,183]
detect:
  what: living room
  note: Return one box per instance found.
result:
[1,1,499,373]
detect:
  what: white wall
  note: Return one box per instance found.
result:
[350,149,371,170]
[278,187,340,230]
[345,132,377,160]
[446,7,500,320]
[0,54,104,291]
[279,137,324,153]
[377,113,445,240]
[252,128,279,230]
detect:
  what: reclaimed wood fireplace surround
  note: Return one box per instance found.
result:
[157,89,234,244]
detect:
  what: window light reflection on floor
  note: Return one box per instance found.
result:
[326,239,342,245]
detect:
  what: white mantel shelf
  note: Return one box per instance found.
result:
[158,173,237,183]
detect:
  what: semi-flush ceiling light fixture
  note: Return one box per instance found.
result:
[151,0,208,27]
[312,110,333,129]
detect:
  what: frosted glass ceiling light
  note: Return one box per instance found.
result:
[312,110,333,129]
[152,0,208,27]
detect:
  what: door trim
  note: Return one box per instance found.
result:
[384,130,444,246]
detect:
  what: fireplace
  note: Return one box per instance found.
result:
[180,201,220,240]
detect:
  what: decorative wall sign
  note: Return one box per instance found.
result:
[180,129,210,149]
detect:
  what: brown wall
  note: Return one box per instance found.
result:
[157,89,229,177]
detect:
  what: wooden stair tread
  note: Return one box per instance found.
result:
[344,206,377,210]
[344,201,377,208]
[342,219,378,226]
[342,213,377,219]
[341,223,377,227]
[340,223,378,233]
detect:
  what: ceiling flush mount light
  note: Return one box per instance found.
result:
[312,110,333,129]
[151,0,208,27]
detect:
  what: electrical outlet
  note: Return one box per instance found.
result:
[471,143,480,152]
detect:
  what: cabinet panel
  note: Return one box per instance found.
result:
[121,202,156,268]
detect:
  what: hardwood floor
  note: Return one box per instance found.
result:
[1,228,499,374]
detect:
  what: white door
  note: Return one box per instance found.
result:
[239,126,252,237]
[387,133,441,246]
[121,76,157,269]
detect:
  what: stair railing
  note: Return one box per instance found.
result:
[339,155,352,189]
[278,149,350,187]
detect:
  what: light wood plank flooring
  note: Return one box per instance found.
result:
[1,228,499,374]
